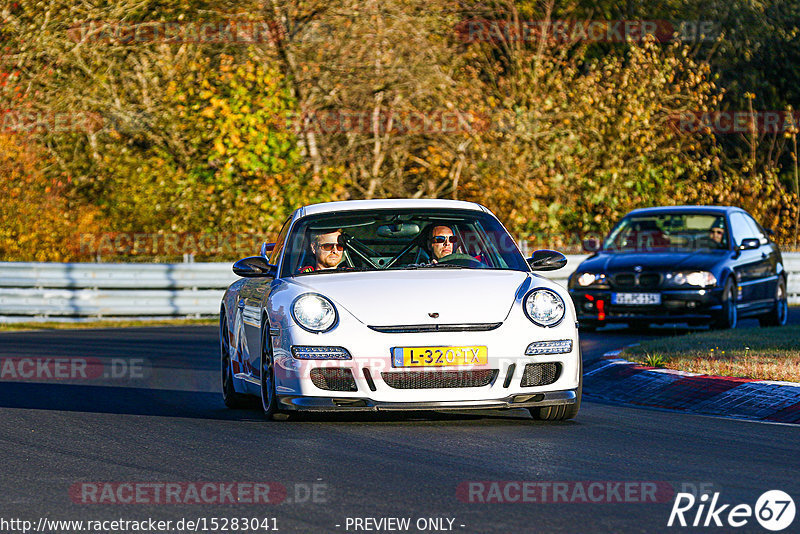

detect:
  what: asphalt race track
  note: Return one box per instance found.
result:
[1,311,799,534]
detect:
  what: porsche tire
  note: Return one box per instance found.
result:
[260,320,279,419]
[530,356,582,421]
[221,313,251,409]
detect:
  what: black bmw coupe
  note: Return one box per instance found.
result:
[568,206,788,330]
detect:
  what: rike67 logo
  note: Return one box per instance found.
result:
[668,490,795,531]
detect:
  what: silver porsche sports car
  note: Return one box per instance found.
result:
[220,199,581,420]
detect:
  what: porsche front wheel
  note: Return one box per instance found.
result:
[530,356,582,421]
[260,321,278,419]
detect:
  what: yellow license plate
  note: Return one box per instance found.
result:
[391,346,488,367]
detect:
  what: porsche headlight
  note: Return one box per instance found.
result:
[576,272,607,287]
[292,293,338,332]
[524,289,566,327]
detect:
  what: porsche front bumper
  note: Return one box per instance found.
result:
[277,390,578,412]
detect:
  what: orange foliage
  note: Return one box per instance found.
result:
[0,134,104,261]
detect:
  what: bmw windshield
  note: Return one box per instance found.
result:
[604,213,729,253]
[281,208,529,276]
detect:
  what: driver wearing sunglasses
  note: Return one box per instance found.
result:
[298,229,345,273]
[429,225,459,263]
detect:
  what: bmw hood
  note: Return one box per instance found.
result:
[290,270,530,325]
[578,251,728,273]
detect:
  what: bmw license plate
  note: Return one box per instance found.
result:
[391,346,488,367]
[612,293,661,305]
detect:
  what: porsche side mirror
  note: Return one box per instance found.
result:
[582,238,601,253]
[739,238,760,251]
[527,250,568,271]
[233,256,277,277]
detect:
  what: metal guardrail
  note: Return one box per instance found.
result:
[0,254,797,321]
[0,262,237,321]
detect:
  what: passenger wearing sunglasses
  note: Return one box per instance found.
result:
[298,229,345,273]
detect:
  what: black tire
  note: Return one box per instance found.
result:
[260,319,279,419]
[221,312,251,409]
[712,278,737,330]
[530,355,582,421]
[759,277,789,327]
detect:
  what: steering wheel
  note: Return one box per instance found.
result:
[436,253,485,268]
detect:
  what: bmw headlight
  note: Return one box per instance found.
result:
[291,293,338,332]
[665,271,716,287]
[524,289,566,327]
[576,272,607,287]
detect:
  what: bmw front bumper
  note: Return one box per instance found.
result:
[569,287,725,324]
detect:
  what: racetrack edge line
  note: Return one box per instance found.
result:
[583,348,800,425]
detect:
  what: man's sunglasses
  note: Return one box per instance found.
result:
[432,235,458,244]
[318,242,344,252]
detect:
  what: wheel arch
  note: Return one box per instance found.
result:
[718,268,737,291]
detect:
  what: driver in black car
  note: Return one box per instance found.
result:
[697,218,727,250]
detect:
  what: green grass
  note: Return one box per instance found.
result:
[0,318,217,332]
[622,325,800,382]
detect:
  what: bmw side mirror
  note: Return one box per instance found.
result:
[739,238,760,251]
[582,238,601,253]
[233,256,277,277]
[527,250,568,271]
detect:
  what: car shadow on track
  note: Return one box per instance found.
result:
[0,381,250,420]
[266,408,554,425]
[0,381,579,425]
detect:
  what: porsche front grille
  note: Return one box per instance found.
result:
[381,369,498,389]
[520,363,560,387]
[368,323,502,333]
[310,368,358,392]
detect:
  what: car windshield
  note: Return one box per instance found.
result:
[604,213,729,252]
[281,208,529,276]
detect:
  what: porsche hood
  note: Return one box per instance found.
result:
[289,270,533,326]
